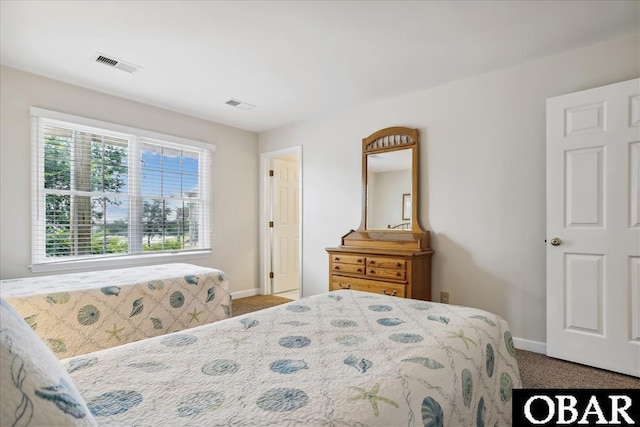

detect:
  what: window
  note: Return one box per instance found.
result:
[31,108,213,270]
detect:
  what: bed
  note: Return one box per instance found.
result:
[0,290,520,426]
[0,263,231,358]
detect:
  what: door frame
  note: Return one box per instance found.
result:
[259,146,303,296]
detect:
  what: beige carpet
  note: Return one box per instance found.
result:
[516,349,640,389]
[232,295,640,388]
[232,294,293,317]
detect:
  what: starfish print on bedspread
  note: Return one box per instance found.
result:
[105,324,124,341]
[447,329,476,350]
[349,383,399,416]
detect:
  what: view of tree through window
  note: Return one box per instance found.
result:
[34,114,211,265]
[43,130,129,257]
[140,143,201,252]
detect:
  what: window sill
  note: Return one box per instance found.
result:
[30,250,211,274]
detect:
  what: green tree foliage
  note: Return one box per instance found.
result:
[44,134,127,257]
[142,200,173,247]
[144,240,183,252]
[90,137,128,223]
[91,233,128,254]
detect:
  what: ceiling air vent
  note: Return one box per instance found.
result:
[225,98,256,110]
[94,53,142,73]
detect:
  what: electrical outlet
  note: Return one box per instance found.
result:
[440,291,450,304]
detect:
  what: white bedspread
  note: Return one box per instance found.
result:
[64,290,521,426]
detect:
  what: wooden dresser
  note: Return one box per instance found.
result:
[329,126,434,300]
[326,230,433,300]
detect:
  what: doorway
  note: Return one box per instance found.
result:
[260,147,302,300]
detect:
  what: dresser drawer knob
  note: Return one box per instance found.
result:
[334,257,340,261]
[369,269,376,274]
[396,262,402,267]
[356,258,363,263]
[369,260,376,265]
[356,268,363,273]
[334,266,340,270]
[395,272,401,277]
[338,282,351,289]
[381,289,397,296]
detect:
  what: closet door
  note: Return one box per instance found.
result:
[546,78,640,377]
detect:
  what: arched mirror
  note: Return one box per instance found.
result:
[327,126,432,301]
[359,127,424,233]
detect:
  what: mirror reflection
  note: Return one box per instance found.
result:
[366,149,412,230]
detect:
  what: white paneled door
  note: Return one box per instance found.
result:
[546,78,640,377]
[271,158,300,294]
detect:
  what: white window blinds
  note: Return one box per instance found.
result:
[31,108,212,269]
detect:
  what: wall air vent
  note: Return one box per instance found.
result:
[225,98,256,110]
[94,53,142,73]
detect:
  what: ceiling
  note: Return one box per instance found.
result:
[1,1,638,133]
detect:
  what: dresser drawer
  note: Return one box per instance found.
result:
[366,257,406,270]
[366,268,406,281]
[327,243,433,301]
[332,263,365,275]
[330,276,406,297]
[330,254,366,265]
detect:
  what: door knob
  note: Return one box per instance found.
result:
[549,237,562,246]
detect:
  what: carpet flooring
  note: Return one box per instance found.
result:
[231,294,293,317]
[232,295,640,388]
[516,349,640,389]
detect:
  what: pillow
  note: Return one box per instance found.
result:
[0,297,97,426]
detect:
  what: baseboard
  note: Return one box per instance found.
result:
[513,337,546,355]
[231,288,260,299]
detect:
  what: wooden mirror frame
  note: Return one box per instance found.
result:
[358,127,425,234]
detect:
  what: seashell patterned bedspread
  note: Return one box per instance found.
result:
[1,263,230,358]
[63,290,521,426]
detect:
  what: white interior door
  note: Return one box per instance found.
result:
[546,78,640,377]
[271,158,300,294]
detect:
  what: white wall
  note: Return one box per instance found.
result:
[258,33,640,347]
[0,66,260,294]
